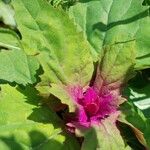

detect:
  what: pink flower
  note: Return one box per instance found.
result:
[68,86,118,127]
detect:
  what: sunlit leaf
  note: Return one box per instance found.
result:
[69,0,150,69]
[0,85,80,150]
[0,0,16,27]
[0,49,39,85]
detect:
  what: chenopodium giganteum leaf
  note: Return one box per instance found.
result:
[10,0,149,149]
[0,84,80,150]
[69,0,150,70]
[0,28,40,85]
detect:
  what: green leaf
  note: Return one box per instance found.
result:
[142,0,150,6]
[123,69,150,117]
[69,0,150,69]
[126,84,150,117]
[0,28,21,50]
[97,43,135,85]
[12,0,93,110]
[0,0,16,27]
[0,28,40,85]
[0,49,39,85]
[0,85,80,150]
[81,113,131,150]
[12,0,93,85]
[117,121,148,150]
[120,102,150,148]
[121,70,150,148]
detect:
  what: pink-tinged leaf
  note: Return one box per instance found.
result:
[78,108,89,127]
[81,112,131,150]
[94,43,136,92]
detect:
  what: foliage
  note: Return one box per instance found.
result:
[0,0,150,149]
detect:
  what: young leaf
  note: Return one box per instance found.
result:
[12,0,93,110]
[69,0,150,69]
[0,85,80,150]
[12,0,93,85]
[97,43,135,86]
[81,113,131,150]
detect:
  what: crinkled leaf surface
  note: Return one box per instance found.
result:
[0,0,149,150]
[69,0,150,69]
[0,85,80,150]
[97,43,135,85]
[0,0,16,27]
[0,48,39,85]
[12,0,93,111]
[12,0,93,86]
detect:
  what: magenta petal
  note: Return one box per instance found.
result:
[90,116,100,124]
[97,97,117,118]
[68,85,119,128]
[83,87,98,104]
[78,107,88,123]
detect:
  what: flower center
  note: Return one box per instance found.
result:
[85,103,99,116]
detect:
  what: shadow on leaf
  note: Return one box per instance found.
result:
[0,136,23,150]
[0,131,64,150]
[27,106,62,128]
[93,8,149,32]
